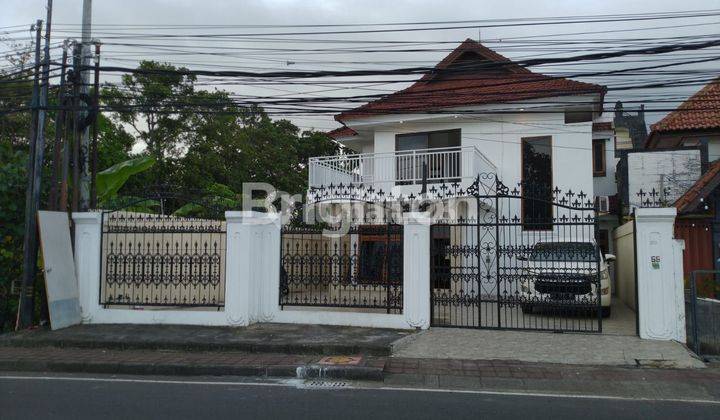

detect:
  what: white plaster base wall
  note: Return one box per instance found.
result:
[72,211,430,330]
[634,207,686,342]
[72,212,247,326]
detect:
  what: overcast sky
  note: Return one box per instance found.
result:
[2,0,719,131]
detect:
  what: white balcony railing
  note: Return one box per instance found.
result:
[308,146,496,189]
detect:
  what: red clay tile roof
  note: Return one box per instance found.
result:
[651,76,720,134]
[326,126,357,139]
[675,159,720,214]
[592,122,613,131]
[336,39,606,121]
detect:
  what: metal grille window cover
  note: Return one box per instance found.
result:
[430,176,603,333]
[280,224,403,313]
[101,211,227,308]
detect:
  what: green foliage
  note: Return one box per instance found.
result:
[103,61,197,184]
[0,142,26,331]
[96,156,156,204]
[172,183,240,218]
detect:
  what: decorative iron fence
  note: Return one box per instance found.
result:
[687,270,720,358]
[280,223,403,313]
[100,211,227,308]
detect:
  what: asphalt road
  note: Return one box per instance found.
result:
[1,374,718,420]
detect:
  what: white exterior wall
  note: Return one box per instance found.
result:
[593,130,618,197]
[368,111,594,199]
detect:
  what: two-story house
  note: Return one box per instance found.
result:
[314,39,607,216]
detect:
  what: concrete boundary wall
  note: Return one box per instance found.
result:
[613,220,636,311]
[72,211,431,330]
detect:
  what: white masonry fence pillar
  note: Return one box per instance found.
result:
[227,211,282,324]
[402,212,431,330]
[634,207,686,342]
[72,212,103,323]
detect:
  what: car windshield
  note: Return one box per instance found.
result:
[529,242,597,262]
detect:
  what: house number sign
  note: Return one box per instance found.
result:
[650,255,661,269]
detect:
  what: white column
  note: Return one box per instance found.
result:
[224,212,250,326]
[72,212,102,323]
[403,212,431,329]
[634,207,686,342]
[226,211,281,324]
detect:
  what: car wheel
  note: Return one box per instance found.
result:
[601,306,611,318]
[521,304,533,314]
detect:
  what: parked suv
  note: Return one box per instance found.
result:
[518,241,615,317]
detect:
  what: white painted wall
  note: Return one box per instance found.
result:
[634,207,686,342]
[613,220,636,311]
[368,111,594,199]
[593,129,618,197]
[72,211,432,330]
[627,149,702,211]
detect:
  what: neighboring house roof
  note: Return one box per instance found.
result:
[647,76,720,147]
[326,126,357,139]
[336,38,606,121]
[674,159,720,214]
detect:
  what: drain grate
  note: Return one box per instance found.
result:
[305,380,349,388]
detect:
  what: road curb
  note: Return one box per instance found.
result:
[0,359,385,381]
[0,338,392,357]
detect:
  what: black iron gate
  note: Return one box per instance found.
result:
[430,175,603,332]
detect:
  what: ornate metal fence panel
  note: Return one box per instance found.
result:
[280,224,403,313]
[431,176,602,332]
[100,211,226,308]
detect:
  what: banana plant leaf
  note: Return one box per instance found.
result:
[96,156,155,203]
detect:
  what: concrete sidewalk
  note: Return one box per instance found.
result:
[392,328,704,368]
[0,323,411,356]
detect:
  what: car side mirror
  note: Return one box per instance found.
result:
[604,254,616,263]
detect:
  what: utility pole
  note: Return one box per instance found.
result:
[17,19,45,329]
[79,0,92,210]
[71,42,81,212]
[49,40,68,210]
[90,41,100,209]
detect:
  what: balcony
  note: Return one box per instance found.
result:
[308,146,496,191]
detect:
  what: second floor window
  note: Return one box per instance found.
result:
[592,139,606,177]
[522,136,553,230]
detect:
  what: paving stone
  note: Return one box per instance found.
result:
[0,323,410,356]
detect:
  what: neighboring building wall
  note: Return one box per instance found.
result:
[613,102,647,152]
[593,126,618,197]
[614,220,636,311]
[625,149,702,211]
[675,219,714,281]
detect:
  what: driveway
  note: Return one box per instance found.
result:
[395,301,702,368]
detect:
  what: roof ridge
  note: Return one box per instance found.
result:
[650,75,720,133]
[335,39,606,122]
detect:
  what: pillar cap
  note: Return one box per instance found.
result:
[71,211,102,223]
[225,211,281,224]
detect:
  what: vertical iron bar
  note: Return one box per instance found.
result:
[596,209,603,333]
[690,271,699,356]
[495,176,501,328]
[476,195,482,328]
